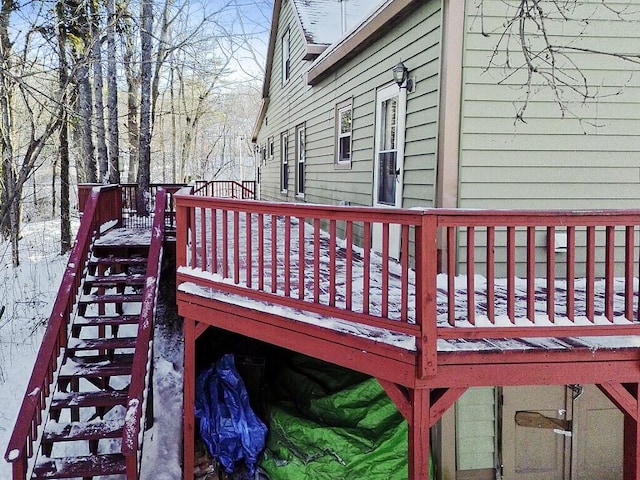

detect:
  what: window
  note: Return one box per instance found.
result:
[280,132,289,193]
[268,137,274,161]
[377,96,398,206]
[295,124,305,197]
[282,29,290,84]
[335,100,352,167]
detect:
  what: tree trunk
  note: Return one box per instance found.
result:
[74,1,96,184]
[137,0,153,216]
[123,11,139,183]
[170,66,177,182]
[56,0,71,253]
[77,62,96,183]
[0,0,18,266]
[106,0,120,184]
[90,0,108,183]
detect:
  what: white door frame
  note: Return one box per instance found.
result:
[372,83,407,259]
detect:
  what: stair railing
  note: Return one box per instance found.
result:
[4,185,122,479]
[121,188,167,479]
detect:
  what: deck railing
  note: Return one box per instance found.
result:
[4,185,122,478]
[175,195,640,379]
[120,183,185,229]
[193,180,256,199]
[122,188,166,479]
[436,209,640,341]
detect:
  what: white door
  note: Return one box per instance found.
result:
[372,83,406,260]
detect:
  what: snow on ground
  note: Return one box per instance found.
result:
[0,219,71,479]
[139,268,184,480]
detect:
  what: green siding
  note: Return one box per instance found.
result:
[256,0,442,209]
[456,387,497,471]
[459,0,640,209]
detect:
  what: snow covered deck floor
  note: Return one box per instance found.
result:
[174,195,640,386]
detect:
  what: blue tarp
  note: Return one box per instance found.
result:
[195,353,268,475]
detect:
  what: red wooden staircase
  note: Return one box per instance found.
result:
[4,185,169,480]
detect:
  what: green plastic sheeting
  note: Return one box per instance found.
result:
[260,355,433,479]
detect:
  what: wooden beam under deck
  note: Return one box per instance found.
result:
[177,291,417,386]
[421,359,640,389]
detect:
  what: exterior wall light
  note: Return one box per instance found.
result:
[392,62,413,91]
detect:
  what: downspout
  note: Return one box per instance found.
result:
[436,0,465,273]
[436,0,464,210]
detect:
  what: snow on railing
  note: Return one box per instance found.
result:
[436,209,640,340]
[174,194,640,379]
[4,185,122,479]
[121,188,167,479]
[175,195,436,376]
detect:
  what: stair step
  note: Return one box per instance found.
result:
[84,275,146,289]
[78,293,143,305]
[67,337,137,352]
[59,354,134,379]
[73,315,140,328]
[51,390,129,410]
[42,417,124,443]
[89,256,148,267]
[32,453,126,479]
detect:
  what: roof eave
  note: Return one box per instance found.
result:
[303,43,329,61]
[261,0,283,100]
[251,98,270,143]
[306,0,421,86]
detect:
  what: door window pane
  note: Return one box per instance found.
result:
[377,151,397,205]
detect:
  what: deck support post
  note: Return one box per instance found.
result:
[598,383,640,480]
[623,384,640,480]
[183,318,196,480]
[408,387,431,480]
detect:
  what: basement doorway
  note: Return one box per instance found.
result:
[501,385,623,480]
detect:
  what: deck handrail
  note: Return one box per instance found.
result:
[434,208,640,341]
[4,185,122,479]
[174,196,640,380]
[119,183,185,229]
[121,188,167,479]
[193,180,256,199]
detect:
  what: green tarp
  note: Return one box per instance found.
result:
[260,355,433,480]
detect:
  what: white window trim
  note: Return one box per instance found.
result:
[335,100,352,169]
[281,132,289,194]
[282,29,290,85]
[295,125,305,198]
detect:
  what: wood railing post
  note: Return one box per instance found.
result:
[416,212,438,378]
[115,185,123,227]
[176,201,188,269]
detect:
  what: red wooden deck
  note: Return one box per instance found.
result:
[175,189,640,480]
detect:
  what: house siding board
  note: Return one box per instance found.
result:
[456,387,497,471]
[458,0,640,210]
[256,0,441,210]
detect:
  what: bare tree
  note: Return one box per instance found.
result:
[56,0,71,253]
[476,0,640,122]
[122,3,139,183]
[106,0,120,184]
[137,0,153,215]
[90,0,109,183]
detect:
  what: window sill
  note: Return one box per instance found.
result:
[334,162,352,170]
